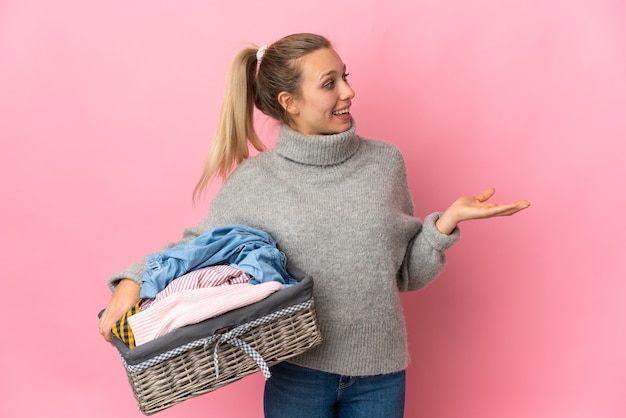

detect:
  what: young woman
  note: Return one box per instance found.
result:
[99,33,530,417]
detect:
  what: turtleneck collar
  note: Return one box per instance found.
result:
[274,119,360,166]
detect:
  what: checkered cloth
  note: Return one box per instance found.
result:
[111,301,142,349]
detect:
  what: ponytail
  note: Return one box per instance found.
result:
[193,47,265,203]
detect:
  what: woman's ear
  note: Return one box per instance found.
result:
[278,91,299,115]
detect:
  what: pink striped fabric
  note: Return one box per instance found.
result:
[141,264,250,310]
[128,281,284,346]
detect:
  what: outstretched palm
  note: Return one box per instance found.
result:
[453,188,530,221]
[436,188,530,234]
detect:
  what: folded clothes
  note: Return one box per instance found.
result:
[112,264,285,348]
[140,224,297,299]
[128,281,284,346]
[113,265,252,348]
[141,264,250,310]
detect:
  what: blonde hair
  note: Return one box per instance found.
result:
[193,33,332,202]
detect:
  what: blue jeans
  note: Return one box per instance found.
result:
[263,362,405,418]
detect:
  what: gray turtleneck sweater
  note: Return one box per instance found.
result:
[109,120,460,376]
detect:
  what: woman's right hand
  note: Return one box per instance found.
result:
[98,279,141,343]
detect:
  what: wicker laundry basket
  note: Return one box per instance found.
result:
[106,267,322,415]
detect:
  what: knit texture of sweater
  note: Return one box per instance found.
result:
[109,119,460,376]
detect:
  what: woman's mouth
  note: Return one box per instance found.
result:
[332,108,351,119]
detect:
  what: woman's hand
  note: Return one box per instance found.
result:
[98,279,141,343]
[436,187,530,235]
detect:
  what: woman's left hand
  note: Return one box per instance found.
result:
[435,187,530,234]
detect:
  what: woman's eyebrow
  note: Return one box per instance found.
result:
[320,65,347,79]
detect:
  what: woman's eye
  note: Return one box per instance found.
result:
[343,73,350,81]
[324,80,335,89]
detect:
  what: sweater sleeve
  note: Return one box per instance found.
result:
[397,212,460,292]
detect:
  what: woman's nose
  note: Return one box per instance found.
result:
[341,82,355,100]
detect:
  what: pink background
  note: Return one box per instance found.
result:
[1,0,625,417]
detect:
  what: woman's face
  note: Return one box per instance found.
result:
[286,48,355,135]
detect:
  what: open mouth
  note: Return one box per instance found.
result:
[332,108,350,116]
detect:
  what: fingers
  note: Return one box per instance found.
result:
[476,187,496,202]
[98,327,111,343]
[476,188,530,213]
[492,200,531,217]
[98,312,114,343]
[98,279,141,344]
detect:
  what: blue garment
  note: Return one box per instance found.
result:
[264,361,406,418]
[140,224,297,298]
